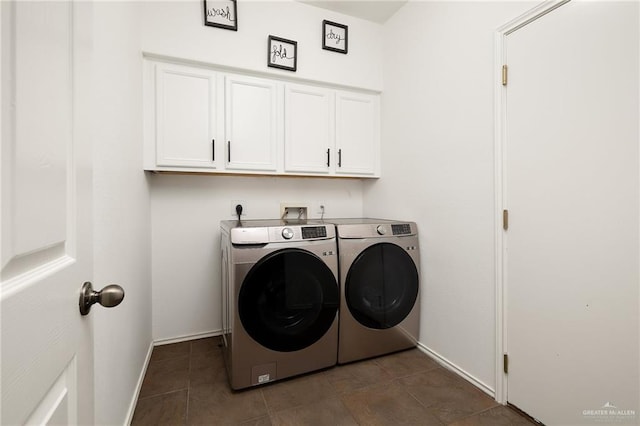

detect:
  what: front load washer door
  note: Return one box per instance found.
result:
[239,248,339,352]
[345,242,419,329]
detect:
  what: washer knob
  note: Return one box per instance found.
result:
[376,225,386,235]
[282,228,294,239]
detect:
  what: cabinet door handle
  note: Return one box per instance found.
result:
[227,141,231,162]
[326,148,330,167]
[338,149,342,168]
[212,139,215,162]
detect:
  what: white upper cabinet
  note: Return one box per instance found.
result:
[144,59,380,177]
[284,84,334,174]
[335,91,379,176]
[153,62,219,169]
[225,75,278,172]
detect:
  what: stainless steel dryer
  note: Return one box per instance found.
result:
[220,220,339,389]
[331,218,420,364]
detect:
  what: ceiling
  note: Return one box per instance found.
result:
[296,0,408,24]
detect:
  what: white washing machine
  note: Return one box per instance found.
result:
[220,220,339,389]
[331,218,421,364]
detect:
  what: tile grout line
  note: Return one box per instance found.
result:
[446,404,507,425]
[260,371,344,419]
[333,391,364,426]
[259,387,274,423]
[185,341,193,426]
[136,388,190,401]
[401,381,447,426]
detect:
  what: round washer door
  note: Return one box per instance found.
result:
[345,242,419,329]
[239,248,339,352]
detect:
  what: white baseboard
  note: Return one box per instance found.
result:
[416,342,496,398]
[124,340,154,426]
[154,329,222,346]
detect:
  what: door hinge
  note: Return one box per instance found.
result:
[502,64,508,86]
[503,353,509,374]
[503,209,509,230]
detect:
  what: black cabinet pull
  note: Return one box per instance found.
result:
[326,148,330,167]
[338,149,342,167]
[212,139,215,162]
[227,141,231,162]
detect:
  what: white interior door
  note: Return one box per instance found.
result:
[503,1,639,424]
[1,1,95,424]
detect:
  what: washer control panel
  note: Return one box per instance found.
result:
[302,226,328,239]
[227,220,335,244]
[392,224,412,235]
[282,228,294,239]
[334,221,416,239]
[270,224,333,242]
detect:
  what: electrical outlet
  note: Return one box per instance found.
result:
[314,202,326,216]
[231,200,247,217]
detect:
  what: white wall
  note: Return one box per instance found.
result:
[141,0,384,91]
[92,3,152,425]
[364,1,534,392]
[141,0,379,340]
[151,175,363,340]
[94,2,639,420]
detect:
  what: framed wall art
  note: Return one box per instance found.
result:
[203,0,237,31]
[322,20,348,54]
[268,35,297,72]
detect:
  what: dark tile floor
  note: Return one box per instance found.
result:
[132,337,534,425]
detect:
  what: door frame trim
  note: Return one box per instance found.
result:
[493,0,571,404]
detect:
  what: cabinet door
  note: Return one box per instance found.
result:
[155,63,218,168]
[335,91,379,176]
[225,75,278,172]
[284,84,333,174]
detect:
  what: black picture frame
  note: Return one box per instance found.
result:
[268,35,297,72]
[322,20,348,54]
[203,0,237,31]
